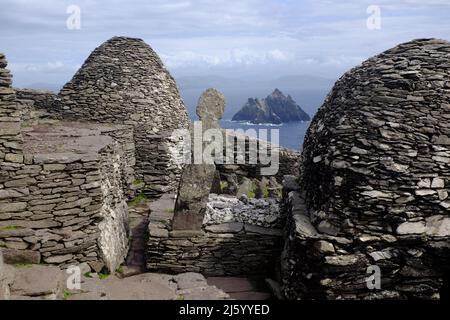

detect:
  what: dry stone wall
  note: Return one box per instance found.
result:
[146,194,283,276]
[1,53,133,273]
[216,132,300,197]
[282,39,450,299]
[1,122,133,272]
[15,88,56,114]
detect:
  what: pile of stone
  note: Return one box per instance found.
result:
[282,39,450,300]
[203,194,282,229]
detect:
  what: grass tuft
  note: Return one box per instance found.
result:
[128,193,148,207]
[14,263,33,268]
[99,272,110,280]
[63,290,73,300]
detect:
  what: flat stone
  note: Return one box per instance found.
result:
[425,215,450,237]
[244,224,282,236]
[396,221,426,235]
[10,264,63,297]
[206,277,254,293]
[431,178,445,188]
[415,189,436,196]
[174,272,207,290]
[169,230,205,238]
[205,222,243,234]
[0,227,34,238]
[0,219,59,229]
[44,254,73,264]
[148,226,169,238]
[177,285,229,300]
[0,202,27,213]
[324,254,365,267]
[4,153,23,164]
[106,273,177,300]
[43,164,66,171]
[0,122,20,136]
[293,213,317,237]
[314,240,335,254]
[1,248,41,264]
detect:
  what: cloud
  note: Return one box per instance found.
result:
[0,0,448,88]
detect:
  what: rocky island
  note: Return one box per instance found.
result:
[232,89,310,124]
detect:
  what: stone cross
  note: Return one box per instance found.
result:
[172,89,225,230]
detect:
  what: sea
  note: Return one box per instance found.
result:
[219,120,310,151]
[179,87,325,151]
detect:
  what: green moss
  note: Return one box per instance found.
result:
[14,263,33,268]
[0,225,19,230]
[116,265,124,274]
[128,193,148,207]
[163,208,174,213]
[63,290,73,300]
[132,179,144,186]
[99,272,110,280]
[177,294,185,300]
[277,189,283,201]
[262,185,270,198]
[21,121,32,128]
[220,181,228,192]
[83,272,93,278]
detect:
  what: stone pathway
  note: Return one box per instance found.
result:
[0,264,229,300]
[207,277,272,300]
[125,202,151,276]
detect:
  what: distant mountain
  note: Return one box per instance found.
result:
[232,89,310,124]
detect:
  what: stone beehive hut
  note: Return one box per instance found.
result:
[282,39,450,299]
[54,36,190,197]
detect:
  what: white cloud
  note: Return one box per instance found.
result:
[0,0,448,87]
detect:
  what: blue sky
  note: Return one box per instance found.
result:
[1,0,449,89]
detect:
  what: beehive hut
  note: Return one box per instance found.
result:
[282,39,450,299]
[54,36,190,197]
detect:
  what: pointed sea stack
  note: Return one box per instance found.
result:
[232,89,310,124]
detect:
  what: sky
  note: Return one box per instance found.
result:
[0,0,450,90]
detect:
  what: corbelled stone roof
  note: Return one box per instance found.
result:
[56,36,189,133]
[291,38,450,299]
[302,38,450,229]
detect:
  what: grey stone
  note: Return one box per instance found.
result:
[205,223,243,234]
[1,248,41,264]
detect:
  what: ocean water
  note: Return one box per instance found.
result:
[219,120,310,151]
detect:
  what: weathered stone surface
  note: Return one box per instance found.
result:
[205,222,243,234]
[172,89,225,230]
[148,194,283,276]
[9,265,62,297]
[172,164,216,230]
[1,248,41,264]
[282,39,450,300]
[54,36,190,197]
